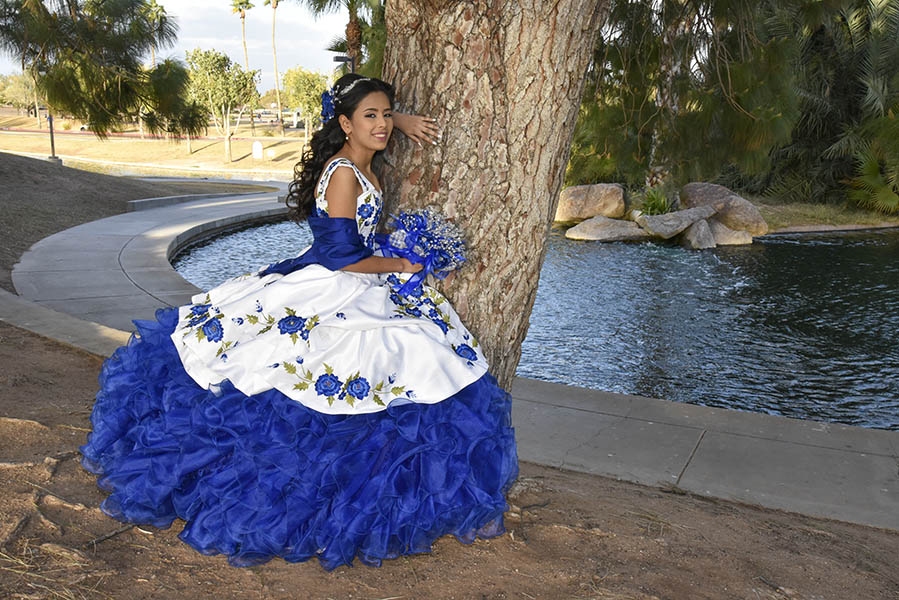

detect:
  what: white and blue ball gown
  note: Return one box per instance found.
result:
[80,158,519,570]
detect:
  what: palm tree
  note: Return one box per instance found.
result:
[263,0,284,135]
[232,0,256,135]
[144,0,167,68]
[305,0,375,71]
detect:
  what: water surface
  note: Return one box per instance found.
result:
[173,222,899,430]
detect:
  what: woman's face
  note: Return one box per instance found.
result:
[342,91,393,151]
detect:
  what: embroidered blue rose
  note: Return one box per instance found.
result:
[345,376,371,400]
[454,344,477,362]
[358,203,373,219]
[389,293,404,306]
[428,308,441,319]
[406,307,422,317]
[191,304,211,315]
[278,315,306,335]
[387,274,401,286]
[202,318,224,342]
[408,285,424,298]
[315,373,342,397]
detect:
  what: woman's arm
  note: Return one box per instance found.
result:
[325,167,422,274]
[393,112,440,146]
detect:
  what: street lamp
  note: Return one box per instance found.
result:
[333,54,356,74]
[36,67,62,165]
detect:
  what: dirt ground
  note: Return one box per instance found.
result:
[0,320,897,600]
[0,152,276,293]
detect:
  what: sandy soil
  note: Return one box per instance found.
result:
[0,152,275,293]
[0,320,897,600]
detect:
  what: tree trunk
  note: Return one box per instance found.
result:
[381,1,606,389]
[225,105,232,162]
[271,1,284,136]
[241,13,256,136]
[187,133,192,154]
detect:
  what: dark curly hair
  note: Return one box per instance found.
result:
[286,74,395,222]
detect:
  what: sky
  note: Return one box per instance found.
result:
[0,0,347,92]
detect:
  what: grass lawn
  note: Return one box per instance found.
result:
[0,114,305,174]
[749,195,899,231]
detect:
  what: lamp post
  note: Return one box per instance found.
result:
[333,54,355,74]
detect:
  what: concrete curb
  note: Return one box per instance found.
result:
[4,190,898,533]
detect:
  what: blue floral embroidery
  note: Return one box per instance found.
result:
[454,343,478,365]
[315,373,342,397]
[232,317,244,325]
[191,304,211,316]
[406,307,422,317]
[358,203,373,219]
[431,318,449,334]
[335,312,346,320]
[255,300,263,313]
[201,318,224,343]
[346,376,371,400]
[278,315,306,335]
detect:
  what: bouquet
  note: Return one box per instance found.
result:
[377,208,467,295]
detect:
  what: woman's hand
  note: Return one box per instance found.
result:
[397,258,424,273]
[393,112,440,146]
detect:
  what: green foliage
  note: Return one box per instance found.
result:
[0,72,39,109]
[567,0,799,188]
[0,0,206,138]
[766,0,899,212]
[186,48,258,135]
[282,66,328,120]
[639,186,673,215]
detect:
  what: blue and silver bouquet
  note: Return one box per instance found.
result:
[377,208,467,295]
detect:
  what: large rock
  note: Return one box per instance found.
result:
[555,184,626,222]
[565,216,652,242]
[708,217,753,245]
[680,219,716,249]
[634,205,717,239]
[680,182,768,235]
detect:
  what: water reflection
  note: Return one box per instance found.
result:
[173,222,899,430]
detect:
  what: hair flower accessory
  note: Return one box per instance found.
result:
[376,208,467,296]
[320,88,336,123]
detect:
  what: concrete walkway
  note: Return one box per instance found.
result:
[3,191,898,532]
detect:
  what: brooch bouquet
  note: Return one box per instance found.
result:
[377,208,467,295]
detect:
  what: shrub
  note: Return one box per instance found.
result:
[640,186,672,215]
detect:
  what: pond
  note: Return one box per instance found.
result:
[173,221,899,430]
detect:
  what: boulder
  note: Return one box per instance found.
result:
[708,217,753,245]
[680,219,716,249]
[555,184,626,222]
[680,182,768,235]
[634,205,717,239]
[564,216,652,242]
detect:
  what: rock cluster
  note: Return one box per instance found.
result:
[556,182,767,249]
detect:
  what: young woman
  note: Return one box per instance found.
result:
[81,74,518,571]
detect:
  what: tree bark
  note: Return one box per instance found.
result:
[381,1,606,389]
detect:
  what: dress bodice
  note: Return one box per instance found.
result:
[314,158,383,249]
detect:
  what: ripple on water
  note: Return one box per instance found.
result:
[173,222,899,430]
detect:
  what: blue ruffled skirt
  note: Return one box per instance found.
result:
[80,308,518,570]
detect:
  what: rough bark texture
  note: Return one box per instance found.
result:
[382,1,605,388]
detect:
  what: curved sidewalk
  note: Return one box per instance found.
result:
[3,193,898,533]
